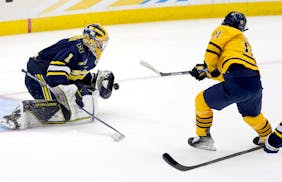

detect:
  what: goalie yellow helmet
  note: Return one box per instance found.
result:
[82,23,109,58]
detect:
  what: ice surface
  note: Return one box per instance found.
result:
[0,16,281,182]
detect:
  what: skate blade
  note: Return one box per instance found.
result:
[189,143,217,151]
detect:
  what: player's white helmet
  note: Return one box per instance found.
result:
[82,23,109,58]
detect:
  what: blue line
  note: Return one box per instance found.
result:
[141,0,151,4]
[157,0,168,3]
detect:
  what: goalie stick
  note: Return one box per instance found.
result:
[162,146,262,171]
[22,69,125,142]
[140,60,191,76]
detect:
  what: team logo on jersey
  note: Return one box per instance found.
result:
[76,43,85,54]
[214,30,221,39]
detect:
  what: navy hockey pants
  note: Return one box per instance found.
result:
[25,74,55,100]
[203,66,262,117]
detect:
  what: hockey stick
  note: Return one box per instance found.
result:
[162,146,262,171]
[22,69,125,142]
[79,107,125,142]
[140,60,191,76]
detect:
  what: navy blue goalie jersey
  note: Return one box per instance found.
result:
[27,35,97,87]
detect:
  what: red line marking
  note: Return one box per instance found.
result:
[28,18,32,33]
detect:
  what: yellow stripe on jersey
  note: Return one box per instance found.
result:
[69,35,82,41]
[50,61,66,65]
[205,25,259,77]
[274,130,282,138]
[68,70,89,81]
[274,122,282,138]
[206,42,222,57]
[35,74,52,100]
[47,71,68,77]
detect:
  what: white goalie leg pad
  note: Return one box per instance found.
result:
[19,106,42,129]
[0,88,99,129]
[1,100,69,129]
[70,90,99,122]
[0,103,42,129]
[52,84,99,122]
[51,84,78,111]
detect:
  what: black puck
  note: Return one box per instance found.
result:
[114,83,119,90]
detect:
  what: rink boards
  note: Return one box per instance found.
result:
[0,0,282,35]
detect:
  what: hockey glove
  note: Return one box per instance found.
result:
[189,64,208,81]
[73,80,92,96]
[264,134,280,153]
[75,90,84,108]
[95,70,115,99]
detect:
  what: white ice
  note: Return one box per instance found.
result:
[0,16,281,182]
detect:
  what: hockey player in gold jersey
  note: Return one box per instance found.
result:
[188,11,273,151]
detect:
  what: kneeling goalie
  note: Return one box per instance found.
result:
[0,23,116,129]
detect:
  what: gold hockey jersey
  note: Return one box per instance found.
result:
[204,25,259,81]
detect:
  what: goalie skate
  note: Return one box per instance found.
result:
[0,109,21,129]
[188,135,216,151]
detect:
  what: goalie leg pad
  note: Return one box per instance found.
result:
[51,84,78,111]
[51,84,99,119]
[0,100,69,129]
[0,103,40,129]
[70,90,99,121]
[22,100,69,123]
[0,91,99,130]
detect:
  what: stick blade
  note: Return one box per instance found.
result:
[139,60,151,68]
[112,133,125,142]
[163,153,178,165]
[162,146,263,171]
[162,153,192,171]
[139,60,161,75]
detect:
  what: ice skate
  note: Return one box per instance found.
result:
[188,135,216,151]
[0,109,21,129]
[253,136,265,146]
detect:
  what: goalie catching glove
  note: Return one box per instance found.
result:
[90,70,115,99]
[73,70,115,99]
